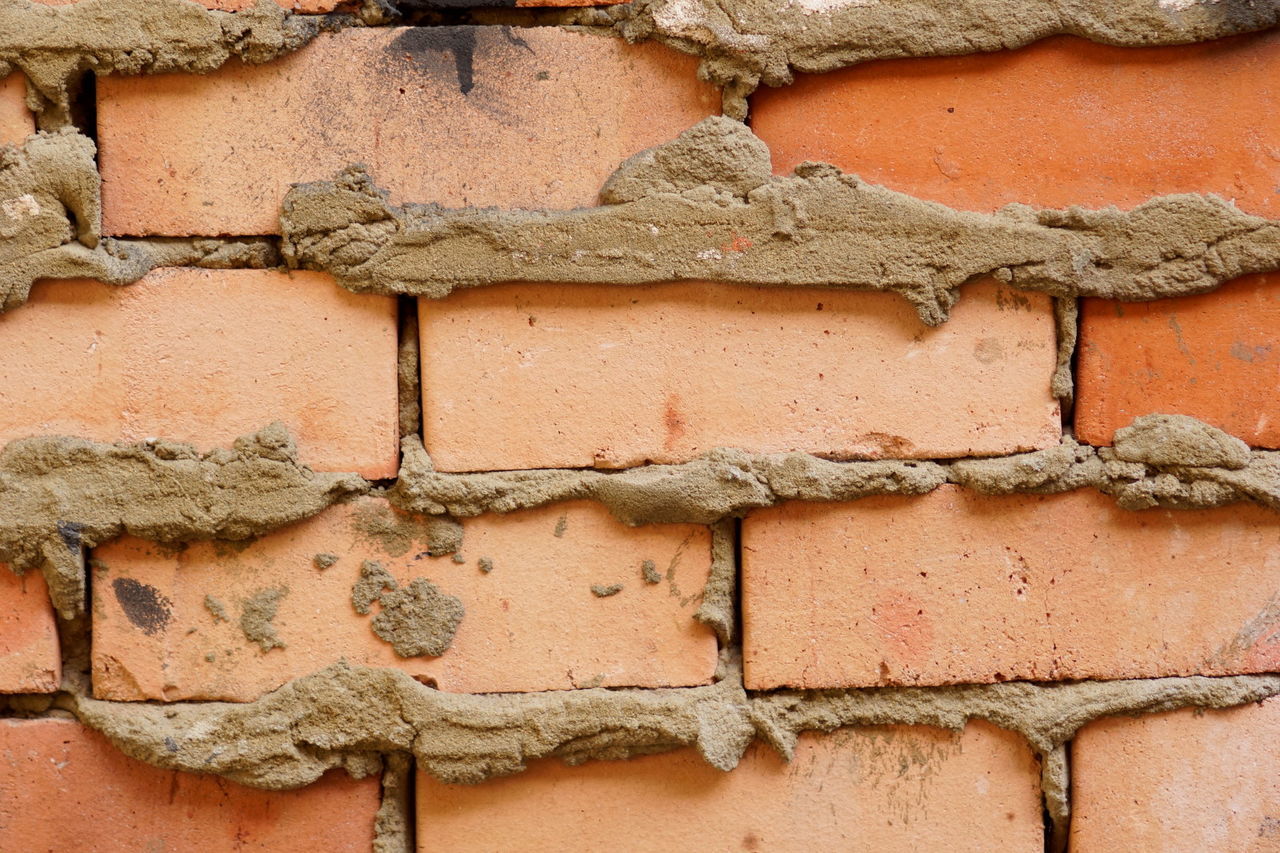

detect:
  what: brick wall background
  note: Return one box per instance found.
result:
[2,0,1280,850]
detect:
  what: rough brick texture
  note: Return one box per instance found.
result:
[1071,699,1280,852]
[743,486,1280,689]
[91,497,715,700]
[1077,272,1280,448]
[0,718,379,851]
[0,567,60,693]
[0,269,397,475]
[418,721,1044,852]
[420,279,1060,471]
[752,33,1280,215]
[97,28,717,235]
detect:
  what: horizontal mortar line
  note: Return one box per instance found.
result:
[9,119,1280,324]
[11,660,1277,789]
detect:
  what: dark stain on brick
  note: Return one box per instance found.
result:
[112,577,172,636]
[388,27,481,95]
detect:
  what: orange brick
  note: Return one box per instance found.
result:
[0,567,59,693]
[752,33,1280,215]
[1071,699,1280,852]
[420,279,1060,471]
[1076,273,1280,447]
[418,721,1043,852]
[97,28,717,236]
[0,269,397,476]
[0,73,34,145]
[742,486,1280,689]
[0,718,378,852]
[91,497,715,700]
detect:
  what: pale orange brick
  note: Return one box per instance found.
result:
[420,279,1059,471]
[742,486,1280,690]
[1072,699,1280,852]
[752,33,1280,215]
[1077,273,1280,448]
[0,718,378,852]
[97,28,718,236]
[0,73,34,145]
[0,269,397,476]
[0,567,59,693]
[91,496,715,701]
[418,721,1043,852]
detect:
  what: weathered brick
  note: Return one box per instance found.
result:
[97,28,718,235]
[91,496,715,701]
[1076,273,1280,448]
[418,721,1044,851]
[0,73,34,144]
[1071,699,1280,852]
[0,268,397,476]
[0,718,379,851]
[752,33,1280,215]
[742,486,1280,689]
[0,567,59,694]
[420,279,1060,471]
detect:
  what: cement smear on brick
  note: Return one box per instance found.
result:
[0,0,325,121]
[60,657,1280,789]
[282,118,1280,326]
[0,129,279,312]
[587,0,1280,116]
[240,586,289,652]
[352,560,465,657]
[0,423,365,618]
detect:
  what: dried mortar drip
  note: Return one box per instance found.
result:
[587,0,1280,116]
[352,560,465,657]
[281,118,1280,326]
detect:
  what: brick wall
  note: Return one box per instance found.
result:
[3,0,1280,850]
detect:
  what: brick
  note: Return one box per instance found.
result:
[0,718,378,851]
[1076,273,1280,447]
[417,721,1043,851]
[752,33,1280,215]
[1071,699,1280,852]
[97,28,718,236]
[0,268,397,476]
[91,496,715,701]
[0,73,34,145]
[420,279,1060,471]
[0,567,59,693]
[742,486,1280,690]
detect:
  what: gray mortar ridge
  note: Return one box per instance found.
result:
[280,118,1280,327]
[6,415,1277,620]
[54,657,1280,790]
[585,0,1280,116]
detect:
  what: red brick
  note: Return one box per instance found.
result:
[0,717,378,852]
[420,279,1059,471]
[752,33,1280,215]
[0,269,397,476]
[0,73,34,145]
[1071,699,1280,852]
[0,567,59,693]
[97,28,718,236]
[417,721,1043,852]
[742,486,1280,689]
[91,497,715,701]
[1076,273,1280,447]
